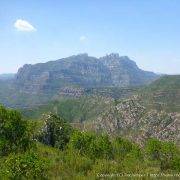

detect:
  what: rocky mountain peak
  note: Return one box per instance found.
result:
[103,53,120,59]
[99,53,137,68]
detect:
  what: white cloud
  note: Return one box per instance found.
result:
[80,35,87,42]
[14,19,36,32]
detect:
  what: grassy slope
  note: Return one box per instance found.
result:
[21,96,113,122]
[35,140,179,179]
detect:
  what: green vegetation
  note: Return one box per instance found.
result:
[138,75,180,112]
[21,96,112,122]
[144,75,180,91]
[0,105,34,155]
[85,86,138,99]
[0,105,179,179]
[0,105,49,179]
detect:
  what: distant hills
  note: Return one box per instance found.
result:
[0,73,15,80]
[139,75,180,113]
[21,75,180,144]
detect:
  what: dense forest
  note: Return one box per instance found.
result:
[0,105,179,179]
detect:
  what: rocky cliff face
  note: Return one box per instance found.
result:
[14,53,158,94]
[88,96,180,145]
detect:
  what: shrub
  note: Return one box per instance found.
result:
[69,130,95,155]
[64,152,93,175]
[159,141,180,171]
[89,134,113,159]
[112,137,133,160]
[69,131,113,159]
[0,152,49,179]
[145,138,162,161]
[145,138,180,171]
[171,155,180,171]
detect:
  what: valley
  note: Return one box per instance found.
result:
[1,1,180,178]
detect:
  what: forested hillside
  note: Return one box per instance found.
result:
[20,75,180,145]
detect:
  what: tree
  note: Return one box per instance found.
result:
[0,106,49,178]
[39,113,73,150]
[0,105,34,156]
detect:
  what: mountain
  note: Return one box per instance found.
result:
[89,75,180,144]
[14,53,158,94]
[89,96,180,145]
[0,53,158,108]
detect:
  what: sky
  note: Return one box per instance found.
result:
[0,0,180,74]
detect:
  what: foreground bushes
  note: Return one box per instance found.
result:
[146,138,180,171]
[0,106,179,179]
[0,106,49,179]
[69,131,113,159]
[0,152,49,179]
[0,106,35,156]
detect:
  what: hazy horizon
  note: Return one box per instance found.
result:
[1,0,180,74]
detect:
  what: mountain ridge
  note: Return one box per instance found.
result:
[14,53,158,93]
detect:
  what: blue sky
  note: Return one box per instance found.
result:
[0,0,180,74]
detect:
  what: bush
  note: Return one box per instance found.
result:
[89,134,113,159]
[159,141,180,171]
[64,151,93,175]
[145,138,162,161]
[0,152,49,179]
[69,130,95,155]
[145,138,180,171]
[69,131,113,159]
[171,155,180,171]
